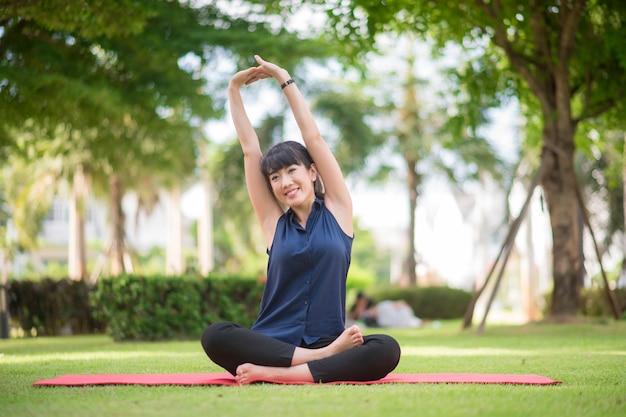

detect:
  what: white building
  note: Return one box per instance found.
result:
[24,190,196,276]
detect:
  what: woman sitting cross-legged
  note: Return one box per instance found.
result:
[200,55,401,385]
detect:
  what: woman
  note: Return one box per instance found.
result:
[201,55,401,385]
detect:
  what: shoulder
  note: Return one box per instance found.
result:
[317,199,353,242]
[320,197,353,238]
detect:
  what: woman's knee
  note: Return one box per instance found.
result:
[368,334,401,371]
[200,322,237,353]
[384,334,401,366]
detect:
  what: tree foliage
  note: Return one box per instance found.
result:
[1,0,342,276]
[299,0,626,318]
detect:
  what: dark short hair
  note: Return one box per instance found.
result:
[261,141,324,198]
[261,141,313,176]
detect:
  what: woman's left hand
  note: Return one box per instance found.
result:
[231,55,290,88]
[253,55,290,83]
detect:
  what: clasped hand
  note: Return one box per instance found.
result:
[229,55,288,88]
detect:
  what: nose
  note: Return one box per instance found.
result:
[280,174,292,188]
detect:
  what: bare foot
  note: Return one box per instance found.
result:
[235,363,313,385]
[290,325,364,366]
[235,363,264,385]
[325,324,363,356]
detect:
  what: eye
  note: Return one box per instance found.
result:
[269,174,279,182]
[288,166,297,173]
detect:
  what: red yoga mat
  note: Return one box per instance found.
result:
[33,372,561,387]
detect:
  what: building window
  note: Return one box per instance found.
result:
[46,199,69,222]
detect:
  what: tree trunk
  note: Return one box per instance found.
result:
[621,138,626,289]
[0,252,9,338]
[166,185,183,275]
[406,160,419,286]
[198,178,214,275]
[521,201,539,322]
[108,174,126,276]
[541,126,583,317]
[488,0,586,318]
[399,50,421,287]
[68,165,88,281]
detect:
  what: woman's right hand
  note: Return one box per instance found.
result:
[229,55,290,90]
[229,66,273,90]
[229,67,255,89]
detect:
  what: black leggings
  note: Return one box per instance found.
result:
[201,322,401,383]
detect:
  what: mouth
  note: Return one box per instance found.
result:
[284,187,299,198]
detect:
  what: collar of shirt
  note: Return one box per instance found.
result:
[285,198,323,229]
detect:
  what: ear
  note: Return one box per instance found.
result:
[309,163,318,181]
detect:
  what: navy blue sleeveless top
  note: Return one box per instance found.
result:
[251,199,353,345]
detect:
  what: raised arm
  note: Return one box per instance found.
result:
[253,55,353,236]
[228,68,283,248]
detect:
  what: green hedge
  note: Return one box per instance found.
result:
[580,287,626,318]
[11,276,622,340]
[91,274,264,341]
[7,278,106,336]
[366,286,473,320]
[6,274,265,340]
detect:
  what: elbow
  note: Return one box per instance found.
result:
[242,148,263,161]
[303,131,324,144]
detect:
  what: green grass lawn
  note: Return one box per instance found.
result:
[1,320,625,417]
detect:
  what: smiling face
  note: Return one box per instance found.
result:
[261,141,322,207]
[268,163,318,208]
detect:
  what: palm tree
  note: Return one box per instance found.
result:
[374,43,506,286]
[0,149,57,266]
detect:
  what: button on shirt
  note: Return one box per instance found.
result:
[251,199,353,345]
